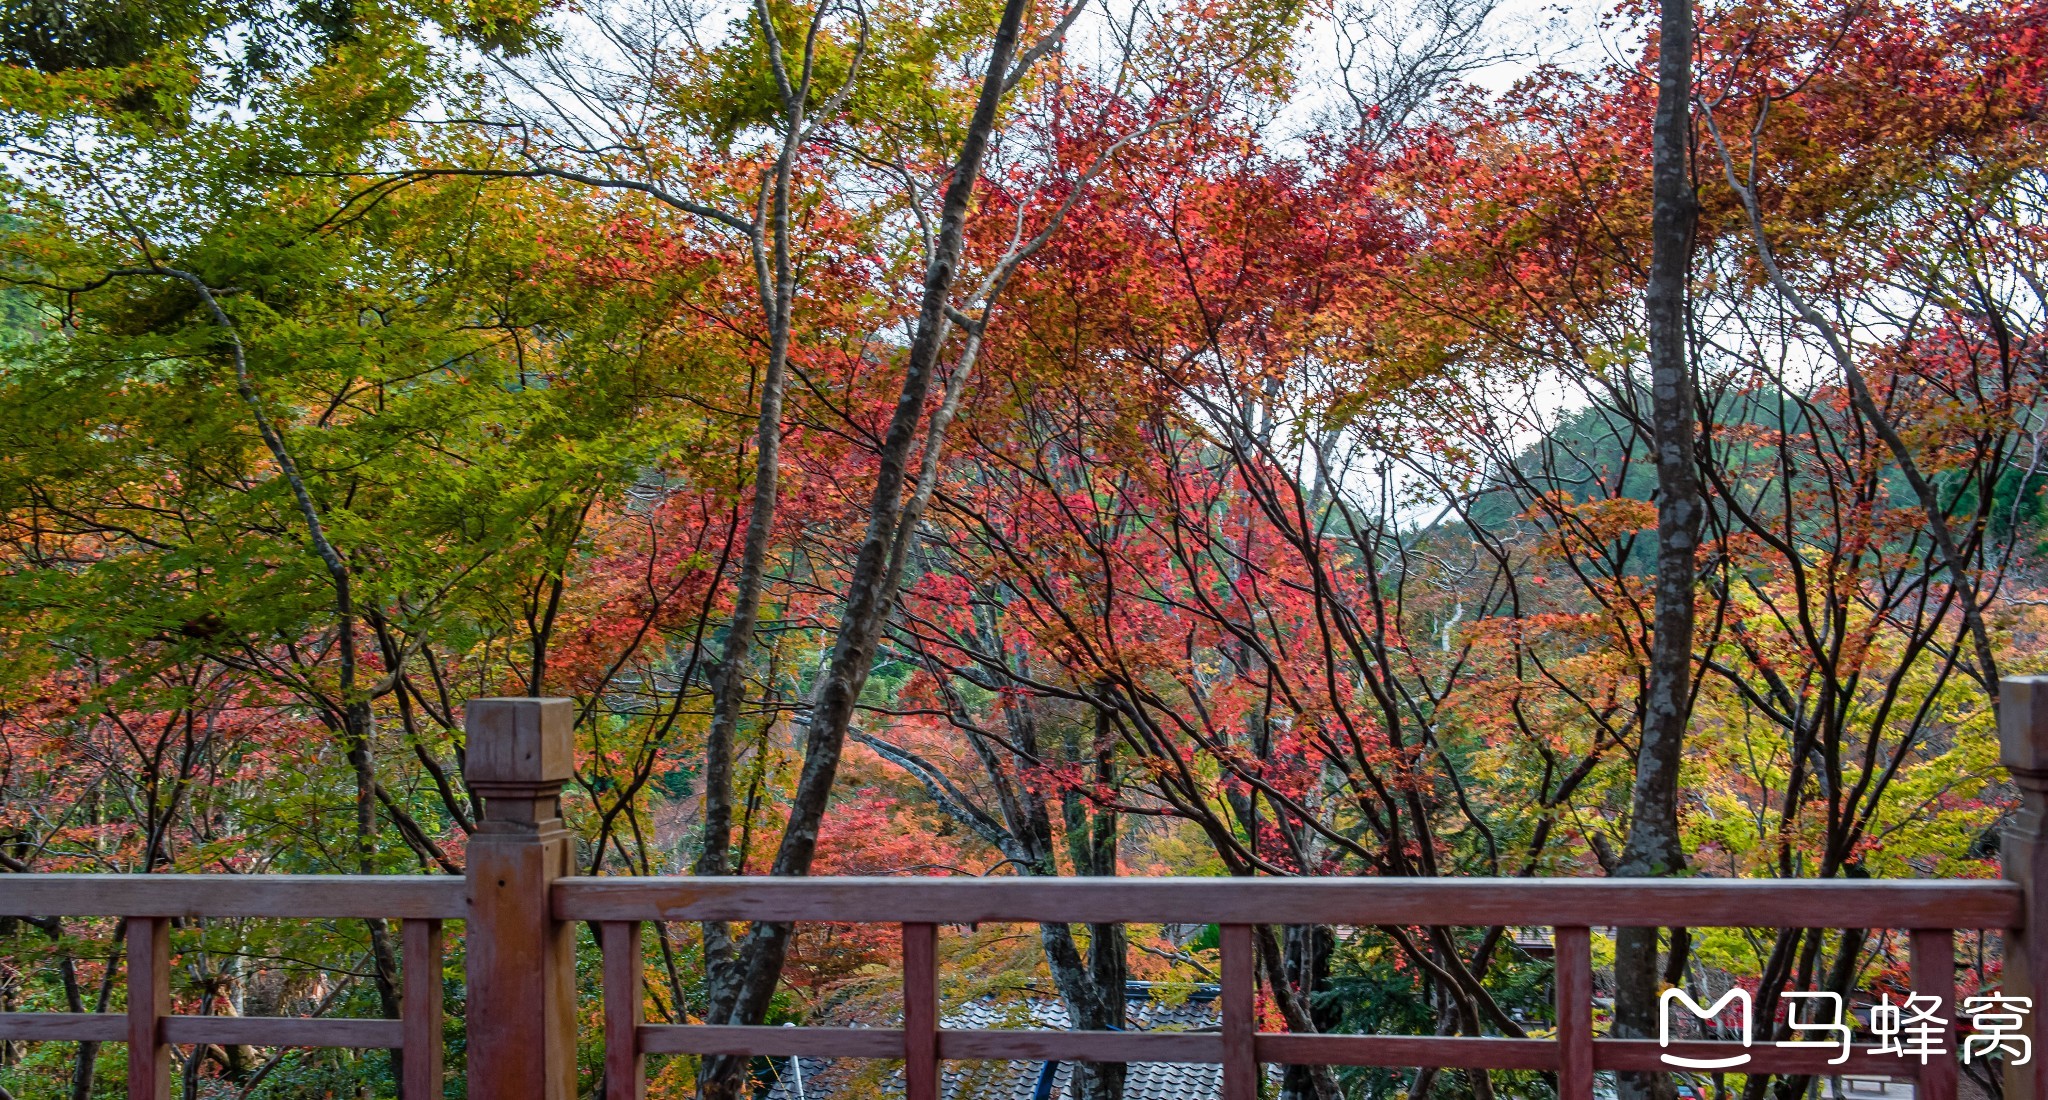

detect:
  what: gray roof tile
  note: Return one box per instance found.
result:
[763,985,1223,1100]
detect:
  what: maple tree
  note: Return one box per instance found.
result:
[2,0,2045,1096]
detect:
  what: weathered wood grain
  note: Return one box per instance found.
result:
[1555,926,1594,1099]
[128,916,170,1100]
[1222,924,1256,1100]
[158,1016,404,1048]
[637,1025,905,1058]
[599,921,644,1100]
[0,875,464,919]
[0,1012,412,1050]
[402,918,444,1099]
[902,923,939,1100]
[552,876,2019,929]
[464,697,579,1100]
[0,1012,125,1041]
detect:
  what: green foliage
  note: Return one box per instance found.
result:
[1322,929,1556,1100]
[665,0,1004,159]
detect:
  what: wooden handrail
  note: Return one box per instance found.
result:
[551,873,2023,929]
[5,872,2014,942]
[550,876,2005,1100]
[0,874,465,919]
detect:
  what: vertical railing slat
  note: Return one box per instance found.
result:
[402,918,444,1100]
[903,922,939,1100]
[126,916,170,1100]
[1910,927,1958,1100]
[1222,923,1257,1100]
[1554,926,1593,1100]
[600,921,645,1100]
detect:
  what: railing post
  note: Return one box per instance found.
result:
[126,916,170,1100]
[2000,676,2048,1100]
[464,697,578,1100]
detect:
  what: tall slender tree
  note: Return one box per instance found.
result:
[1613,0,1699,1093]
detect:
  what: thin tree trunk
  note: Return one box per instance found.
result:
[694,2,1036,1090]
[696,86,798,965]
[1280,923,1338,1100]
[1257,924,1342,1100]
[1064,703,1127,1100]
[182,268,408,1056]
[1614,0,1698,1097]
[68,938,119,1100]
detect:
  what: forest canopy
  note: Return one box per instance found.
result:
[0,0,2044,1095]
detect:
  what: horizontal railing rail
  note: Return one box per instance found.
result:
[552,874,2024,927]
[0,875,453,1100]
[1,873,467,918]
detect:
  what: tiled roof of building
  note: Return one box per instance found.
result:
[763,983,1223,1100]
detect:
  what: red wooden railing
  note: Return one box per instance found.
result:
[557,876,2016,1100]
[6,682,2048,1100]
[0,877,460,1100]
